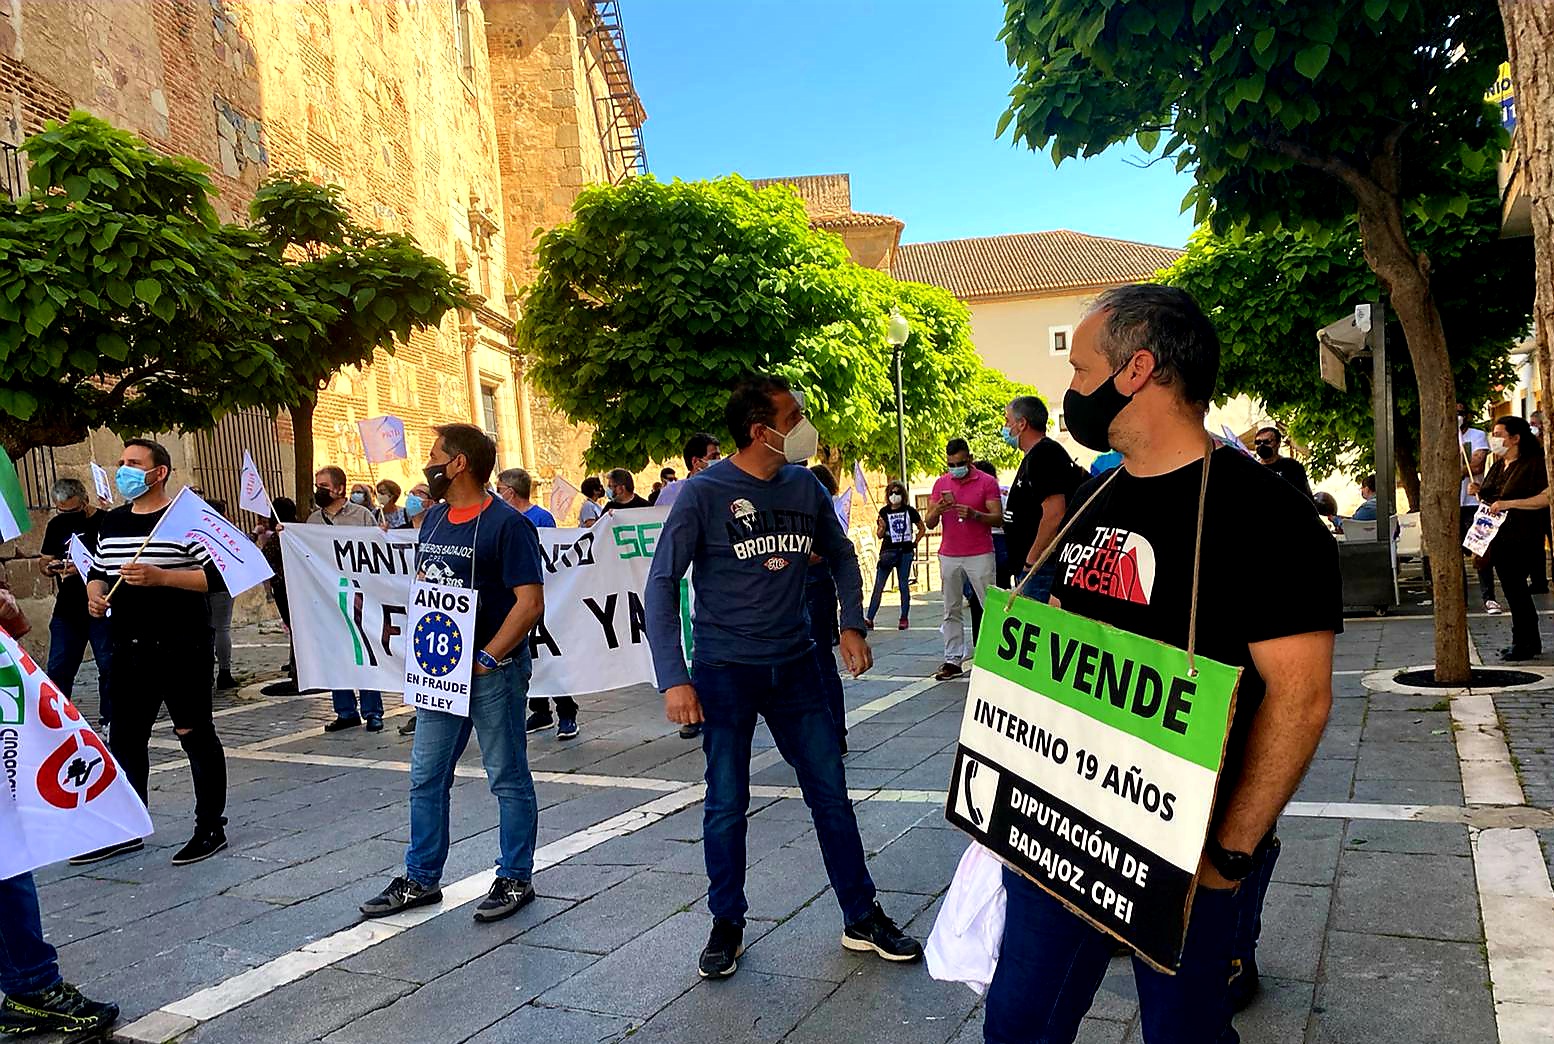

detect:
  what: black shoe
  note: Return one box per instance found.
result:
[171,827,228,865]
[473,877,535,923]
[365,717,384,733]
[525,710,554,734]
[933,662,963,681]
[325,715,363,733]
[556,718,579,740]
[0,981,119,1036]
[679,722,703,739]
[360,875,443,918]
[842,902,922,962]
[398,715,417,736]
[698,918,744,979]
[67,838,143,866]
[1502,646,1542,662]
[1229,954,1261,1012]
[216,670,238,691]
[260,679,299,697]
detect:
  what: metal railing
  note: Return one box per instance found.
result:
[16,446,58,511]
[1,140,24,200]
[189,408,287,520]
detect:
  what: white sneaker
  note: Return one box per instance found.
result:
[1486,600,1504,615]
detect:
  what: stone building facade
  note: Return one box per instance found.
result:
[0,0,647,642]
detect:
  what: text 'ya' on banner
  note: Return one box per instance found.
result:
[945,593,1239,972]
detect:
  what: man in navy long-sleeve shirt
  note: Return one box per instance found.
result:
[644,374,923,980]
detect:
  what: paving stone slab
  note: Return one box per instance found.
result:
[1292,758,1355,802]
[1342,819,1472,857]
[182,967,417,1044]
[55,893,274,985]
[228,839,405,904]
[534,910,728,1018]
[1255,884,1330,983]
[463,1003,636,1044]
[519,869,708,955]
[1309,931,1496,1044]
[1333,850,1480,942]
[1313,724,1361,760]
[739,890,933,983]
[79,939,262,1023]
[203,886,382,962]
[865,824,967,895]
[1349,778,1464,805]
[1361,710,1452,743]
[1355,741,1460,782]
[1270,818,1344,887]
[339,896,573,983]
[624,969,835,1044]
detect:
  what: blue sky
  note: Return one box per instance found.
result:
[625,0,1197,248]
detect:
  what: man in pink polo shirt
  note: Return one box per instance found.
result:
[923,437,1003,680]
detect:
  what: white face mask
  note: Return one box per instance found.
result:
[765,417,819,464]
[1489,436,1509,457]
[889,493,904,505]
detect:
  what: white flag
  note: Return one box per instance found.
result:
[853,461,868,498]
[89,461,113,505]
[550,476,580,522]
[0,628,153,877]
[239,450,274,517]
[156,489,274,596]
[66,534,93,582]
[357,415,408,464]
[834,488,853,529]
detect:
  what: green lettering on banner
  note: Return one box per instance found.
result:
[975,592,1238,772]
[613,523,664,560]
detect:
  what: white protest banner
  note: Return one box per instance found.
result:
[239,450,274,517]
[834,488,853,529]
[282,511,687,698]
[357,415,408,464]
[157,489,273,596]
[0,628,153,877]
[90,461,113,505]
[654,480,684,510]
[66,534,93,583]
[550,476,580,522]
[946,595,1239,973]
[853,460,868,499]
[405,581,477,716]
[1462,504,1507,557]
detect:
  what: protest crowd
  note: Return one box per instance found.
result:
[24,282,1518,1044]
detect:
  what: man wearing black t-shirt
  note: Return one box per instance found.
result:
[1251,427,1313,501]
[1001,395,1075,602]
[39,478,112,726]
[605,469,652,510]
[982,285,1339,1043]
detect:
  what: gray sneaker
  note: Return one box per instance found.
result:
[473,877,535,923]
[360,875,442,918]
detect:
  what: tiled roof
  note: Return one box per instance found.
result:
[748,174,853,217]
[814,211,903,230]
[892,230,1183,301]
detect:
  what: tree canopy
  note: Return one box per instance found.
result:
[519,175,1034,475]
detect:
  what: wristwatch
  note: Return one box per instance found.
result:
[1205,837,1256,881]
[475,649,502,671]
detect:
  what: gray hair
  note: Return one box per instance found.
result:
[497,467,532,499]
[1085,285,1220,408]
[1008,396,1048,431]
[51,477,88,504]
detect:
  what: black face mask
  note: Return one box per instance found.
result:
[313,486,337,509]
[1255,444,1276,460]
[424,463,452,502]
[1062,362,1134,452]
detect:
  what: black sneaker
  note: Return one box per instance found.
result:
[324,715,363,733]
[67,838,143,866]
[365,717,384,733]
[260,678,299,697]
[556,718,579,740]
[473,877,535,923]
[525,709,554,734]
[842,902,922,962]
[0,981,119,1036]
[679,722,702,739]
[398,714,418,736]
[698,918,744,979]
[216,670,238,691]
[171,827,228,865]
[360,875,443,918]
[933,662,963,681]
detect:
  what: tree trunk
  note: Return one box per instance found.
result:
[1394,426,1421,513]
[1499,0,1554,555]
[1353,196,1469,683]
[290,399,316,506]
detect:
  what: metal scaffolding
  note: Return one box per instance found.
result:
[583,0,648,184]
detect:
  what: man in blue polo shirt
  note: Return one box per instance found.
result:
[360,424,546,925]
[645,374,923,980]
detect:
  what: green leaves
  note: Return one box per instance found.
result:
[1293,44,1330,80]
[133,278,161,306]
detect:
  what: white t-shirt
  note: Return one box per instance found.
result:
[1461,427,1490,507]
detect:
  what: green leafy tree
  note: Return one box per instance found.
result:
[245,175,469,500]
[521,175,1012,478]
[0,113,294,458]
[1163,172,1532,507]
[999,0,1508,680]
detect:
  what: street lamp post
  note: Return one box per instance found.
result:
[887,309,911,487]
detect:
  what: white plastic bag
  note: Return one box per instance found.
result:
[926,841,1007,995]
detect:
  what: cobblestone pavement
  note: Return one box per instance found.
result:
[20,601,1554,1043]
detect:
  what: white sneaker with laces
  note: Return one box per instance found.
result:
[1486,600,1504,615]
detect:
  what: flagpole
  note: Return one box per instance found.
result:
[103,487,186,605]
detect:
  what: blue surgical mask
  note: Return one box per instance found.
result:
[948,464,971,479]
[403,494,424,517]
[115,465,151,500]
[351,491,368,506]
[1000,425,1020,449]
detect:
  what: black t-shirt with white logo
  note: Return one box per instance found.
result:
[1004,437,1076,567]
[1053,447,1342,823]
[877,504,922,552]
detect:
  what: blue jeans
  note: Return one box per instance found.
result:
[868,548,913,622]
[985,867,1244,1043]
[0,873,62,997]
[405,659,537,886]
[332,689,384,721]
[1231,836,1279,983]
[805,572,846,741]
[1013,561,1056,604]
[47,613,113,722]
[695,654,876,926]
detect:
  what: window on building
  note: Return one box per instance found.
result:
[480,384,500,447]
[1049,325,1073,356]
[452,0,474,80]
[1055,411,1068,433]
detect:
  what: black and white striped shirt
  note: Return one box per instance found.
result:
[89,504,224,636]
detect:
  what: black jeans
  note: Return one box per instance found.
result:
[108,632,228,831]
[805,570,846,742]
[1461,507,1498,602]
[1493,534,1543,654]
[528,696,578,719]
